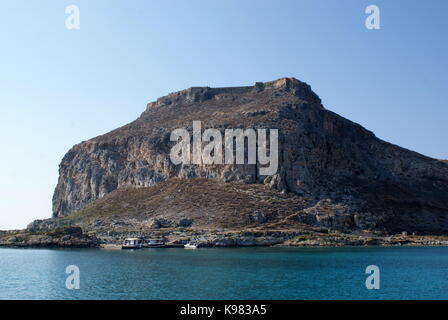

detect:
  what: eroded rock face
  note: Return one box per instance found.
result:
[52,77,448,234]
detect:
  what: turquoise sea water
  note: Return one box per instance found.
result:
[0,246,447,300]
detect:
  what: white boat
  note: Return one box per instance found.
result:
[145,239,165,248]
[122,237,143,249]
[184,242,198,249]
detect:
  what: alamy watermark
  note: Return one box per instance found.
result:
[170,121,278,176]
[65,5,80,30]
[365,5,380,30]
[65,265,80,290]
[63,5,380,31]
[365,265,380,289]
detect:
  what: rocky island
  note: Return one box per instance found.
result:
[2,77,448,247]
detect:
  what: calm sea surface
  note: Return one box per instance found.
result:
[0,246,447,299]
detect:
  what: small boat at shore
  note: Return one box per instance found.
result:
[145,239,165,248]
[184,242,198,249]
[122,238,143,249]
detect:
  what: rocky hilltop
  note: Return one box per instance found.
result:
[4,77,448,248]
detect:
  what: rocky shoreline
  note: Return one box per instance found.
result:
[0,227,100,248]
[2,226,448,249]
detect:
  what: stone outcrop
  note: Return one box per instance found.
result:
[51,77,448,235]
[0,226,99,248]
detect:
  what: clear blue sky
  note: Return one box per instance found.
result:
[0,0,447,229]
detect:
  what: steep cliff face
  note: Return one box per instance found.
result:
[52,77,448,234]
